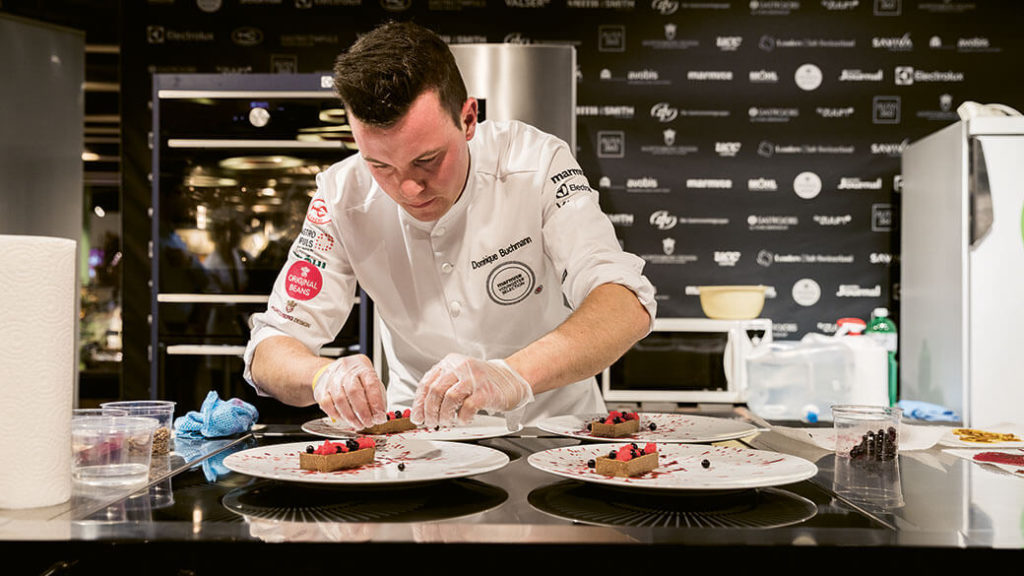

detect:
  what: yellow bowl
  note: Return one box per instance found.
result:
[697,285,767,320]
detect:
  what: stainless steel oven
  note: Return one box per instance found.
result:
[151,74,366,421]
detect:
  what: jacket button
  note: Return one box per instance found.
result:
[449,301,462,317]
[441,262,453,274]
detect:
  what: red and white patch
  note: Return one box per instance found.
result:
[315,231,335,252]
[305,198,331,225]
[285,261,323,301]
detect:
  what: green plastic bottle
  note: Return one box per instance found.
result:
[865,307,898,406]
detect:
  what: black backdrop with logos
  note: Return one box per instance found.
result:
[118,0,1024,397]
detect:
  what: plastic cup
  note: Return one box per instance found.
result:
[71,414,158,488]
[832,405,902,460]
[101,400,176,454]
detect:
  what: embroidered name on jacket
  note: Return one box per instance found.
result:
[471,236,533,269]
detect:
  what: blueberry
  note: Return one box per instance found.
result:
[609,451,617,459]
[587,459,596,468]
[648,422,657,431]
[335,446,343,453]
[434,425,440,431]
[701,459,711,469]
[394,410,403,419]
[398,462,406,471]
[586,422,592,431]
[345,439,359,451]
[305,445,314,454]
[613,417,622,424]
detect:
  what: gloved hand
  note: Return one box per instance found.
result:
[411,353,535,429]
[312,354,388,430]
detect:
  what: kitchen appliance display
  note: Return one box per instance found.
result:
[900,117,1024,428]
[602,318,772,405]
[151,74,366,421]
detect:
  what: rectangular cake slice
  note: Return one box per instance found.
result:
[359,409,417,435]
[593,442,659,478]
[299,438,376,472]
[588,411,641,438]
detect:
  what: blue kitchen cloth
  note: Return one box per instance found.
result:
[174,390,259,439]
[897,399,960,422]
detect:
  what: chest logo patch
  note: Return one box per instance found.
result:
[487,261,535,306]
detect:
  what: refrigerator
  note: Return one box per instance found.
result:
[900,116,1024,427]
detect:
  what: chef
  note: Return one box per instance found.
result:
[243,21,656,430]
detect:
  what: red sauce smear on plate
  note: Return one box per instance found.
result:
[973,452,1024,466]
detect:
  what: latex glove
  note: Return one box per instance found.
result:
[411,353,534,429]
[312,355,388,430]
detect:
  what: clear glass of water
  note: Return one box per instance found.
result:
[71,413,159,488]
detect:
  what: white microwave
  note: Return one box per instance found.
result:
[601,318,772,404]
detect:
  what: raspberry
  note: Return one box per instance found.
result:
[644,443,657,454]
[402,409,411,418]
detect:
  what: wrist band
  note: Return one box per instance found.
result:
[312,364,331,391]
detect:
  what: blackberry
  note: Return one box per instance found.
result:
[586,422,592,431]
[335,446,343,453]
[701,459,711,469]
[345,439,360,451]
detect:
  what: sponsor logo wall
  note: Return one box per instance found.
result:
[125,0,1024,340]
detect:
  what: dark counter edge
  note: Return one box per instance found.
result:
[8,540,1017,575]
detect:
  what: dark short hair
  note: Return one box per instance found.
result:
[333,21,468,129]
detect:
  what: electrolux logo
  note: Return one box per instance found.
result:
[895,67,965,85]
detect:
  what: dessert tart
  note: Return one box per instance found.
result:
[590,442,659,477]
[587,411,641,437]
[359,409,417,435]
[299,437,376,472]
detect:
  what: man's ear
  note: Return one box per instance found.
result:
[462,98,478,140]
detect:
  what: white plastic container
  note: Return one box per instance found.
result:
[745,333,888,422]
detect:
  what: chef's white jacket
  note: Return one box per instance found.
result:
[243,120,657,425]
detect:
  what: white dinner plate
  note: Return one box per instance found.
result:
[301,414,521,442]
[222,439,509,486]
[536,412,759,444]
[527,443,818,491]
[937,425,1024,449]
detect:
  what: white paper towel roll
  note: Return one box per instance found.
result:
[0,235,76,509]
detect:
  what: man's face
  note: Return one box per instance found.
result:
[350,91,477,222]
